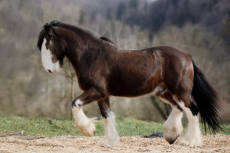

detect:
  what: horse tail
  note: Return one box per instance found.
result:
[191,58,223,132]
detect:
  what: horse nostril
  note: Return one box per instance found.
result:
[47,69,52,74]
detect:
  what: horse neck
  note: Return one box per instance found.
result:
[62,27,102,74]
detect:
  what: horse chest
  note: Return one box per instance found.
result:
[77,68,103,91]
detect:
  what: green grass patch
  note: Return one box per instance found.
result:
[0,115,229,137]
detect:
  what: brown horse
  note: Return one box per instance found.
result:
[37,20,223,147]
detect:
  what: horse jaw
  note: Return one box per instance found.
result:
[41,38,60,74]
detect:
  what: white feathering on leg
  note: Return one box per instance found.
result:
[97,111,119,147]
[176,102,202,147]
[163,107,183,144]
[72,99,97,136]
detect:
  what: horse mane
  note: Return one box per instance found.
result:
[49,20,62,26]
[49,20,99,39]
[37,20,118,50]
[100,37,117,47]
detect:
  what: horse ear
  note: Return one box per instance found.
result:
[44,23,54,36]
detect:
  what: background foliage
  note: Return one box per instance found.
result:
[0,0,229,123]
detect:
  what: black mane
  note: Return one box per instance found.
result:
[49,20,62,26]
[49,20,98,40]
[37,20,117,51]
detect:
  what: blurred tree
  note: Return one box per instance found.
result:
[116,2,126,20]
[79,8,85,25]
[144,1,148,16]
[129,0,138,10]
[224,19,230,46]
[59,59,77,120]
[110,19,117,44]
[151,96,171,120]
[0,0,229,122]
[210,18,230,53]
[119,0,230,36]
[106,8,111,20]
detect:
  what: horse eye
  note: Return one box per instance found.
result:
[46,41,50,46]
[45,41,50,49]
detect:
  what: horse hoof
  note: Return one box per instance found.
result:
[79,119,96,136]
[163,127,182,144]
[96,137,119,147]
[75,117,97,137]
[163,113,183,145]
[164,134,179,144]
[176,137,202,147]
[80,123,96,137]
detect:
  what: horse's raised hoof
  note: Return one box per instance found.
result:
[96,137,119,147]
[176,136,202,147]
[72,106,97,137]
[77,117,97,137]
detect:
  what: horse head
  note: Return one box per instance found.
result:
[37,21,66,74]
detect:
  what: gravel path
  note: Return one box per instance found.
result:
[0,134,229,153]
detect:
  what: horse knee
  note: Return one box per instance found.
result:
[72,98,82,108]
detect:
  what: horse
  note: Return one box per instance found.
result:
[37,20,223,147]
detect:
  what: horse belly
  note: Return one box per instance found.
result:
[108,73,161,97]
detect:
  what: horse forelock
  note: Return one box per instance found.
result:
[37,29,46,51]
[37,21,64,51]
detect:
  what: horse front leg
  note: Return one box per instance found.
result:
[72,87,103,136]
[96,97,119,147]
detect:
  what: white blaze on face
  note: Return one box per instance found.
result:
[41,38,60,74]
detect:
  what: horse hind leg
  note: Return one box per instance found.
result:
[96,97,119,147]
[163,107,183,144]
[155,91,183,144]
[174,96,202,147]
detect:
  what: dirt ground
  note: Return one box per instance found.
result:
[0,134,229,153]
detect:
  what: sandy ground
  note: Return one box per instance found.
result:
[0,134,230,153]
